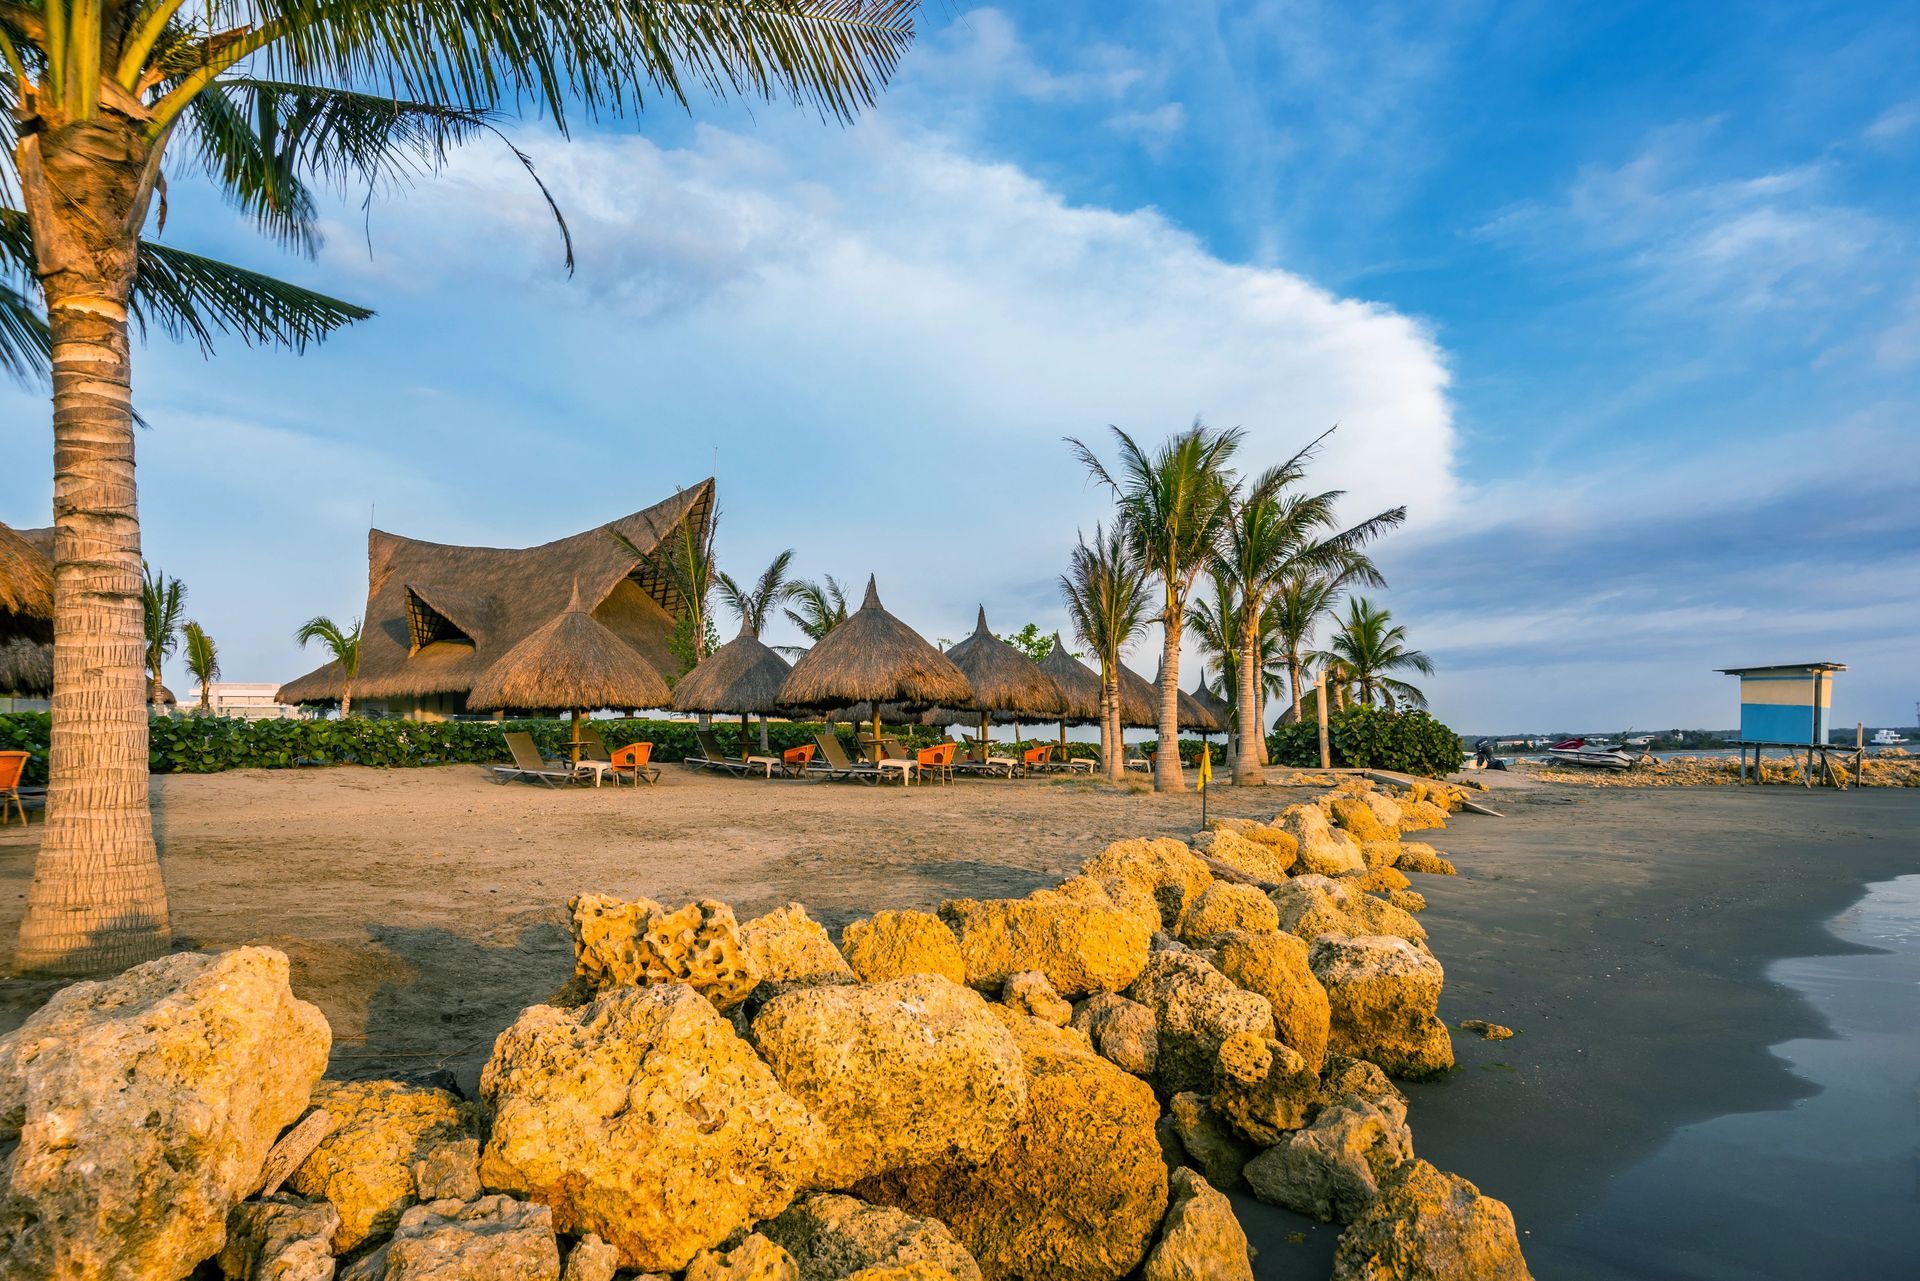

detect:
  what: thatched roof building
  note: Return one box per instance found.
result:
[779,577,972,713]
[0,521,54,698]
[279,482,712,720]
[1030,635,1157,728]
[468,586,671,714]
[673,624,792,715]
[1191,675,1232,734]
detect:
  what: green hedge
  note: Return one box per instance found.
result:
[1266,706,1464,777]
[0,712,948,780]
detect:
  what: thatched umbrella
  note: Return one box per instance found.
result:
[469,584,672,765]
[0,521,54,645]
[672,622,792,757]
[1191,674,1231,735]
[1156,657,1222,734]
[924,607,1065,751]
[0,636,53,698]
[778,576,972,754]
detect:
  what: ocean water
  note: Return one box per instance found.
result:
[1534,875,1920,1279]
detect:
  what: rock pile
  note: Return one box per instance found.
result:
[0,778,1528,1281]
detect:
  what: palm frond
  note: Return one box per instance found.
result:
[131,239,373,353]
[0,280,48,383]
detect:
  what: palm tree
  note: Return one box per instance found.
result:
[140,563,186,713]
[1060,522,1151,782]
[1318,599,1434,710]
[717,549,795,748]
[296,616,363,719]
[613,502,720,680]
[182,622,218,713]
[5,0,920,976]
[1214,445,1406,783]
[780,575,851,656]
[1067,420,1242,791]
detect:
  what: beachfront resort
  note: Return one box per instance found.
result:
[3,3,1917,1281]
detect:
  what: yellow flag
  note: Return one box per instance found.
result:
[1197,748,1212,791]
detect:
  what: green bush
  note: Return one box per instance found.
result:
[0,712,949,778]
[1266,706,1464,777]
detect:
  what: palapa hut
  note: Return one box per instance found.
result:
[671,622,792,753]
[920,607,1065,747]
[468,583,672,764]
[1191,674,1232,736]
[0,521,54,703]
[279,482,712,720]
[1157,656,1224,734]
[778,576,972,749]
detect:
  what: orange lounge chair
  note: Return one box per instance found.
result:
[0,750,28,826]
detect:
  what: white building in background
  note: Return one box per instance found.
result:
[183,682,303,720]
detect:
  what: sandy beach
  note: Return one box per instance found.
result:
[4,765,1916,1278]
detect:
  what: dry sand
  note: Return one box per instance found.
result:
[5,763,1917,1280]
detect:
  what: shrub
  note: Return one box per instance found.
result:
[1267,706,1464,777]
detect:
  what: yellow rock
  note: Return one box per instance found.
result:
[1395,844,1457,876]
[859,1011,1169,1281]
[1309,936,1453,1080]
[1359,840,1405,871]
[1003,971,1073,1026]
[1358,866,1412,895]
[566,894,760,1010]
[1166,1090,1255,1192]
[1331,1159,1534,1280]
[684,1234,800,1280]
[1082,837,1215,932]
[1127,950,1276,1096]
[290,1078,474,1252]
[839,910,967,986]
[1201,930,1330,1073]
[845,1265,965,1281]
[1144,1167,1256,1281]
[1385,890,1427,915]
[1178,881,1281,943]
[1396,800,1449,833]
[1269,875,1427,947]
[1196,827,1298,883]
[1212,1032,1317,1144]
[1329,795,1391,843]
[941,877,1151,998]
[760,1192,983,1281]
[1276,804,1366,876]
[742,903,856,985]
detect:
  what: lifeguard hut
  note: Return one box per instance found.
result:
[1716,661,1861,787]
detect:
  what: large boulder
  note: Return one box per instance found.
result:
[1080,837,1214,931]
[940,877,1151,997]
[1328,793,1392,843]
[1275,804,1366,877]
[566,894,760,1009]
[1176,882,1279,943]
[478,984,816,1272]
[1355,790,1405,838]
[1396,800,1449,833]
[845,1267,966,1281]
[1002,971,1072,1026]
[290,1079,475,1252]
[741,904,856,986]
[1194,826,1298,883]
[353,1195,560,1281]
[219,1196,340,1281]
[1143,1168,1255,1281]
[1357,865,1412,895]
[1310,936,1453,1079]
[1269,876,1427,946]
[683,1234,799,1281]
[760,1193,983,1281]
[0,946,330,1281]
[749,975,1028,1188]
[1331,1160,1533,1281]
[1069,993,1158,1077]
[1126,951,1274,1095]
[1164,1092,1253,1192]
[1395,844,1457,876]
[839,911,967,986]
[1243,1096,1413,1223]
[1211,1033,1317,1145]
[1201,930,1330,1072]
[858,1011,1168,1281]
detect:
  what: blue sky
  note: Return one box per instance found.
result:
[3,0,1916,732]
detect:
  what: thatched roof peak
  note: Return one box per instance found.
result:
[778,576,972,711]
[939,605,1063,717]
[0,521,54,642]
[673,628,791,715]
[468,608,670,714]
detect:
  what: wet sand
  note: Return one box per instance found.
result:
[4,765,1916,1278]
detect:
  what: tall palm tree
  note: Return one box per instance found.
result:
[182,621,218,713]
[140,562,185,712]
[295,616,362,719]
[1060,522,1151,782]
[780,574,851,656]
[1318,598,1434,710]
[1214,444,1406,783]
[717,549,797,638]
[5,0,920,976]
[1067,420,1242,790]
[1271,556,1381,725]
[1188,573,1289,761]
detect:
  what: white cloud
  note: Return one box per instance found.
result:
[1106,102,1187,151]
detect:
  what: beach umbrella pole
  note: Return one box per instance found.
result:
[569,709,584,768]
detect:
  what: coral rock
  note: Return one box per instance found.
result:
[1126,951,1275,1095]
[1003,970,1073,1025]
[1386,890,1428,915]
[1457,1020,1514,1041]
[760,1192,983,1281]
[941,876,1152,997]
[1358,865,1412,894]
[1243,1096,1414,1223]
[1212,1033,1317,1144]
[751,974,1028,1188]
[1310,935,1453,1079]
[1165,1092,1254,1192]
[1328,795,1391,843]
[1143,1168,1255,1281]
[845,1266,965,1281]
[220,1196,341,1281]
[291,1080,474,1252]
[1331,1160,1534,1281]
[1082,837,1215,930]
[1195,826,1298,882]
[859,1011,1168,1281]
[684,1234,800,1281]
[0,946,330,1281]
[1177,882,1280,943]
[839,911,967,986]
[1359,841,1406,872]
[1275,804,1366,877]
[1395,844,1457,876]
[1070,992,1159,1077]
[741,904,856,986]
[1396,800,1449,833]
[566,894,760,1009]
[412,1139,482,1205]
[1202,930,1331,1072]
[1270,875,1428,946]
[560,1234,619,1281]
[369,1195,560,1281]
[479,985,816,1272]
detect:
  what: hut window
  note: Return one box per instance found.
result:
[405,588,474,653]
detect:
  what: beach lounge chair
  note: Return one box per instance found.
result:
[686,728,751,776]
[811,732,910,785]
[1022,744,1053,774]
[493,731,578,787]
[578,727,660,786]
[702,727,782,778]
[915,741,956,784]
[0,750,27,826]
[952,740,1017,778]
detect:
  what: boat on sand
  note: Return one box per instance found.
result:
[1547,737,1641,770]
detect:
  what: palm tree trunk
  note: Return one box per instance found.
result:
[1288,649,1305,724]
[1155,617,1185,791]
[341,680,354,720]
[12,124,173,975]
[1102,671,1122,782]
[1256,680,1270,766]
[1234,625,1261,785]
[758,715,771,753]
